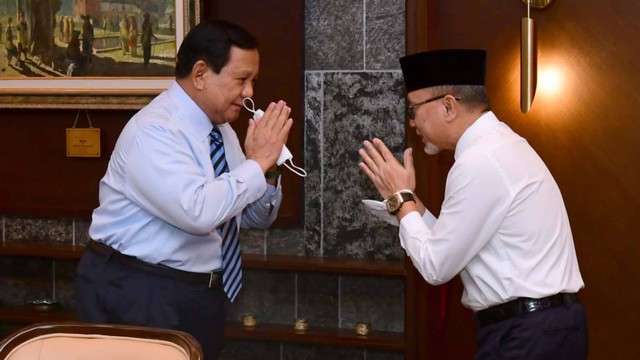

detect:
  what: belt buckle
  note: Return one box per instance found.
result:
[523,297,551,313]
[523,298,541,312]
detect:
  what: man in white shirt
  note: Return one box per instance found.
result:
[75,20,292,360]
[358,49,587,359]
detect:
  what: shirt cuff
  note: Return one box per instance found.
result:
[399,211,425,249]
[231,159,268,202]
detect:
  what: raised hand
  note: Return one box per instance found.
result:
[244,100,293,172]
[358,138,416,199]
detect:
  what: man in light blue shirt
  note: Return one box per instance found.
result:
[75,20,293,360]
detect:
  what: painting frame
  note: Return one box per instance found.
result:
[0,0,201,110]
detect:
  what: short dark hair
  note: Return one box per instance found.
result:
[175,20,259,78]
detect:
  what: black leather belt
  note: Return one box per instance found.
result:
[86,240,222,288]
[475,293,580,328]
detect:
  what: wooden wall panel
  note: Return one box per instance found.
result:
[408,0,640,358]
[0,1,304,227]
[0,109,130,217]
[203,0,305,227]
[405,1,475,359]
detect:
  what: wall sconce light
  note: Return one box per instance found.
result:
[520,0,555,114]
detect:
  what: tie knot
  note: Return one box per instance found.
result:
[210,128,222,145]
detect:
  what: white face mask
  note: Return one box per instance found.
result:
[242,97,307,177]
[424,142,441,155]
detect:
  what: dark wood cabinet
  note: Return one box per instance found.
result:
[0,243,407,352]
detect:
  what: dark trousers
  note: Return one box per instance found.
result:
[475,301,588,360]
[75,249,227,360]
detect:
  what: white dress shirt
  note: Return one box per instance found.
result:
[89,81,282,273]
[399,111,584,311]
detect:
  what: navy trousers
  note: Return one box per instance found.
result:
[475,301,588,360]
[75,249,227,360]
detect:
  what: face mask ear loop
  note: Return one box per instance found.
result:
[242,97,257,116]
[283,160,307,177]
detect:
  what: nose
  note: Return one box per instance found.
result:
[241,82,254,99]
[409,118,416,128]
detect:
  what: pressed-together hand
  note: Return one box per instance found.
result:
[358,138,416,199]
[245,101,293,172]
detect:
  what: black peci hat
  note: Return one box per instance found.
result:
[399,49,487,92]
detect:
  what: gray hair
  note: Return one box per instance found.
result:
[431,85,491,112]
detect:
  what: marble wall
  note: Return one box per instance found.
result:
[0,1,408,358]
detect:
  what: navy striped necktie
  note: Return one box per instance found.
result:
[210,127,242,301]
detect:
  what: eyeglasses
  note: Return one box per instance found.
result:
[407,94,461,119]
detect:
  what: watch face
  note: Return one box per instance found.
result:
[386,194,400,213]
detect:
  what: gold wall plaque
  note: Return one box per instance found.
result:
[66,128,101,157]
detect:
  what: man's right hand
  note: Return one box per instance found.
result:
[358,138,416,198]
[244,100,293,173]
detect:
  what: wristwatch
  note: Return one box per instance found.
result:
[386,191,415,214]
[265,168,281,179]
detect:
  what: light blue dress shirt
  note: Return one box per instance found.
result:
[89,81,282,273]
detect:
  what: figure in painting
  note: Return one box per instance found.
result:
[66,16,73,43]
[0,23,7,71]
[3,17,17,67]
[128,15,138,57]
[119,15,129,55]
[81,15,94,63]
[59,16,64,42]
[16,11,28,64]
[66,16,75,43]
[66,30,85,76]
[141,13,157,68]
[0,46,6,72]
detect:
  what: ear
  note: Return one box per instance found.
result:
[191,60,209,90]
[443,95,458,122]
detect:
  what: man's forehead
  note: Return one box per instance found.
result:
[223,47,259,74]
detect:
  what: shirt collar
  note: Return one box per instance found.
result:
[166,81,213,141]
[454,111,500,160]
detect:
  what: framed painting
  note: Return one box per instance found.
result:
[0,0,200,109]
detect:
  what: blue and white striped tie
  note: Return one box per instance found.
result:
[210,127,242,301]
